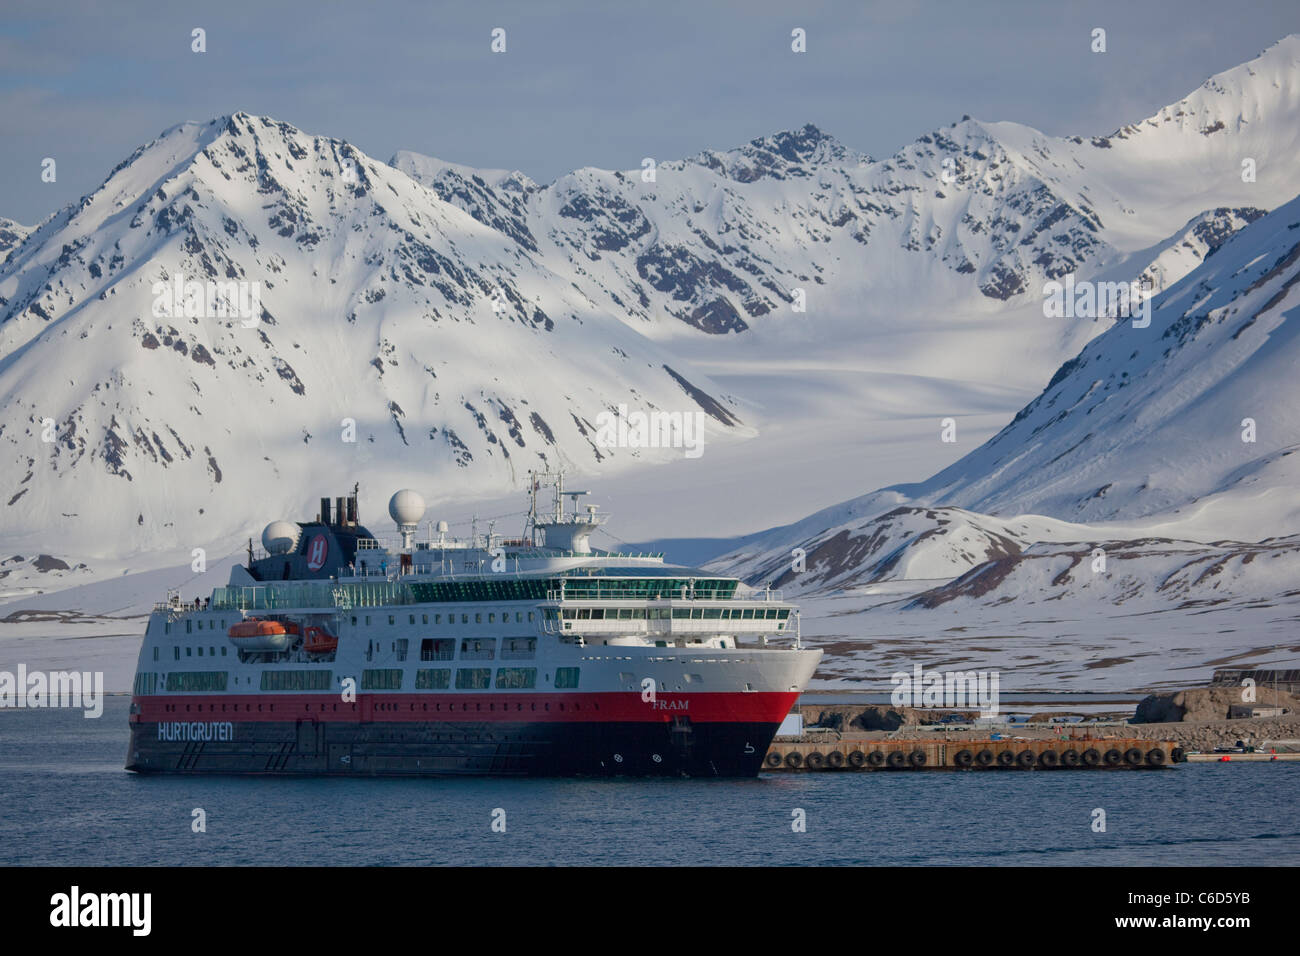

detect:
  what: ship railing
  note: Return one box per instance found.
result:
[212,580,414,611]
[542,589,779,602]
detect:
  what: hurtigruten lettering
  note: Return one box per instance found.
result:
[157,721,234,741]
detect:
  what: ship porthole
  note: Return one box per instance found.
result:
[614,753,623,763]
[652,754,662,763]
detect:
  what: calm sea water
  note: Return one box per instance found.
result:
[2,698,1296,866]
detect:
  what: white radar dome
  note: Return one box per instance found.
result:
[389,489,426,528]
[262,520,300,555]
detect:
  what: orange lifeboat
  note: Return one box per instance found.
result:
[227,618,295,651]
[303,626,338,654]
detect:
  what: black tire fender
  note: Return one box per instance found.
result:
[848,750,867,768]
[805,751,825,770]
[954,749,974,768]
[867,750,886,768]
[785,751,803,769]
[1145,748,1166,766]
[826,750,845,769]
[1016,749,1036,768]
[765,751,783,768]
[975,749,995,767]
[1082,748,1102,766]
[886,750,906,769]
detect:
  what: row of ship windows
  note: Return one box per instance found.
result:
[355,611,536,627]
[163,610,538,637]
[135,667,579,694]
[560,607,789,621]
[153,636,537,663]
[166,607,784,634]
[154,698,591,715]
[368,637,537,663]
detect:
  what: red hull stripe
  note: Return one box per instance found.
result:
[130,691,798,724]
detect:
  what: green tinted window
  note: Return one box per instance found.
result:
[415,669,450,689]
[455,668,492,690]
[260,669,332,691]
[360,669,403,690]
[495,667,537,689]
[165,671,228,692]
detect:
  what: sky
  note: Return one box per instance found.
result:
[1,0,1298,224]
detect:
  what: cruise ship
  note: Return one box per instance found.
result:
[125,473,821,776]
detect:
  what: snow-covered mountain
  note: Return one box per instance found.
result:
[4,35,1300,583]
[0,218,29,266]
[0,114,749,567]
[713,190,1300,604]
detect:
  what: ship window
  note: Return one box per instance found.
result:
[577,609,590,620]
[395,638,409,662]
[422,614,428,625]
[365,616,371,626]
[388,615,395,626]
[153,648,159,661]
[488,613,495,623]
[222,646,227,656]
[435,614,441,624]
[496,667,536,689]
[164,623,170,635]
[261,670,332,691]
[455,668,491,690]
[415,668,450,690]
[166,671,229,692]
[351,616,357,626]
[198,647,203,657]
[461,614,468,624]
[420,638,454,661]
[475,613,482,624]
[361,669,403,690]
[174,648,180,661]
[186,621,192,633]
[460,639,495,660]
[528,612,534,622]
[502,637,536,660]
[186,647,192,657]
[515,612,522,623]
[555,667,580,689]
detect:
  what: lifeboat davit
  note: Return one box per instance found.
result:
[227,618,297,651]
[302,626,338,655]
